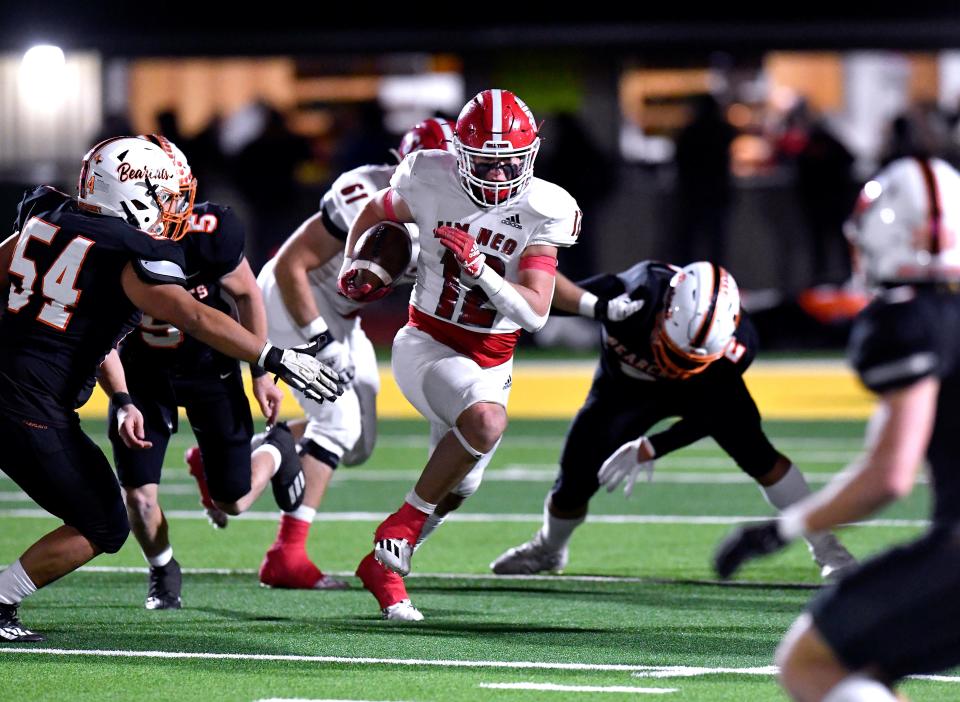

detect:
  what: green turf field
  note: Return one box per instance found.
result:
[0,418,951,701]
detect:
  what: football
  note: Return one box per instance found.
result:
[351,221,413,294]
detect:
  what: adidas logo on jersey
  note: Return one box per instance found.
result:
[501,214,522,229]
[503,374,513,390]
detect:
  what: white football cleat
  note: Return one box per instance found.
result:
[375,538,413,577]
[490,531,568,575]
[382,599,424,622]
[810,534,858,581]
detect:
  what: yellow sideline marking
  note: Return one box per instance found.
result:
[76,360,875,421]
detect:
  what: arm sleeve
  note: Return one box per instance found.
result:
[647,418,710,457]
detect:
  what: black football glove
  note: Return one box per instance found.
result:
[713,520,789,580]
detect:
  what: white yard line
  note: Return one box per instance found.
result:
[0,508,930,528]
[0,648,955,685]
[479,682,676,694]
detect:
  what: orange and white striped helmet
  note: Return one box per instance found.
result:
[845,157,960,286]
[651,262,741,380]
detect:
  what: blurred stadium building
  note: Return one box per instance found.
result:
[4,10,960,347]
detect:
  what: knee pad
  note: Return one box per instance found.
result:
[298,437,341,470]
[452,426,484,460]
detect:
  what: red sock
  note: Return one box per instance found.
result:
[274,514,311,549]
[185,447,214,509]
[356,551,409,609]
[374,502,429,545]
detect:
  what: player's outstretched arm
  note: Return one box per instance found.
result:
[274,212,345,329]
[553,271,645,322]
[713,376,938,579]
[121,263,343,404]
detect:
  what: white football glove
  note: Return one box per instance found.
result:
[597,436,656,497]
[598,293,645,322]
[257,341,344,404]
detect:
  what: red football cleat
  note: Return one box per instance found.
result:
[374,502,429,545]
[259,544,348,590]
[184,447,228,529]
[356,552,422,621]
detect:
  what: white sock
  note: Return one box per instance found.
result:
[760,465,839,553]
[822,674,897,701]
[415,513,446,550]
[253,444,283,476]
[759,464,812,510]
[146,546,173,568]
[540,499,585,551]
[0,559,37,605]
[285,505,316,523]
[405,490,437,516]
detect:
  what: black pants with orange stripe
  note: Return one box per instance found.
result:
[550,367,779,512]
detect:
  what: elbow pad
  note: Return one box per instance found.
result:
[474,266,550,333]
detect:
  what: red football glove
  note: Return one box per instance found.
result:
[435,226,486,278]
[336,259,391,303]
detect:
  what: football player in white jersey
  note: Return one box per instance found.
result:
[339,89,582,620]
[252,119,455,592]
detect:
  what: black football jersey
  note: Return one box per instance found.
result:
[848,286,960,523]
[119,201,245,377]
[581,260,757,385]
[0,186,186,426]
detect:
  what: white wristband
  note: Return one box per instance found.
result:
[777,505,808,541]
[299,316,329,340]
[578,291,599,318]
[256,341,274,368]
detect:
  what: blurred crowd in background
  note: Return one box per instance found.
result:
[6,42,960,351]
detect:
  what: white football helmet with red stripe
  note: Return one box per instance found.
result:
[652,262,741,380]
[453,89,540,207]
[845,157,960,285]
[396,118,456,160]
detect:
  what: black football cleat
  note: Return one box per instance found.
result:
[265,422,305,512]
[0,603,45,642]
[145,558,182,610]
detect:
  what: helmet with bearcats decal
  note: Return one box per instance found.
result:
[78,136,191,239]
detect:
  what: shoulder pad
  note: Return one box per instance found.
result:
[525,179,579,220]
[133,258,187,287]
[392,150,457,189]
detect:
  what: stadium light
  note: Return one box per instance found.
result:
[19,44,67,111]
